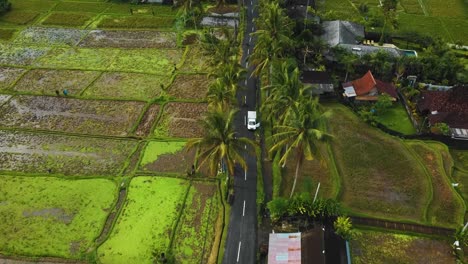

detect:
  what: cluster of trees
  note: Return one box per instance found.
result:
[332,40,467,85]
[186,29,255,197]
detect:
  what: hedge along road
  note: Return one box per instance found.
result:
[222,0,259,263]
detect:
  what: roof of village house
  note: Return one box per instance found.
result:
[342,71,398,99]
[301,71,333,84]
[418,85,468,129]
[321,20,364,47]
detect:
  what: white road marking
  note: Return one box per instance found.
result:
[237,242,242,262]
[250,0,252,5]
[251,26,254,32]
[244,115,246,125]
[244,80,247,86]
[247,49,250,55]
[244,144,247,149]
[246,62,249,68]
[243,200,246,216]
[244,170,247,181]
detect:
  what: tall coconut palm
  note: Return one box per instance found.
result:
[262,61,311,124]
[186,107,256,193]
[269,97,331,198]
[206,78,237,110]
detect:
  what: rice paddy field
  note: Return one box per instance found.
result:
[0,0,221,262]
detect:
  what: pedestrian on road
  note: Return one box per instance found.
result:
[63,89,69,96]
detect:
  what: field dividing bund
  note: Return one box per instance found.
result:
[325,103,429,223]
[97,177,221,264]
[406,141,464,228]
[0,130,137,176]
[0,176,118,259]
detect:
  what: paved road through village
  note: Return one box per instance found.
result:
[222,0,259,263]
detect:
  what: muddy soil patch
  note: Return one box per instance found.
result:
[154,102,207,138]
[79,30,177,48]
[0,45,49,66]
[0,67,26,91]
[14,27,88,46]
[83,72,166,101]
[142,147,195,174]
[135,104,161,137]
[0,95,145,136]
[13,69,100,96]
[0,130,136,175]
[167,74,212,100]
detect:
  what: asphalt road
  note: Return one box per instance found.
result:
[222,0,259,263]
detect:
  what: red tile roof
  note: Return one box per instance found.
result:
[352,70,376,95]
[375,79,398,98]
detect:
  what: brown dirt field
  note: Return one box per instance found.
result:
[0,95,145,136]
[206,5,240,14]
[79,30,177,48]
[135,104,160,137]
[13,69,100,96]
[0,67,26,91]
[142,148,196,174]
[179,46,211,73]
[167,74,212,100]
[155,102,207,138]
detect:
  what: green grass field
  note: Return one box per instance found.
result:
[97,177,189,264]
[374,104,416,135]
[326,103,430,223]
[0,176,117,259]
[351,228,455,263]
[407,141,464,228]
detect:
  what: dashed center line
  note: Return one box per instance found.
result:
[243,200,246,216]
[237,242,242,262]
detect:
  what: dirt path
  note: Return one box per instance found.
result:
[351,216,454,236]
[0,255,85,264]
[95,188,127,245]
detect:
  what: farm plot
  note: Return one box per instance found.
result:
[167,74,213,100]
[13,69,100,96]
[135,104,161,137]
[0,176,117,259]
[173,182,220,264]
[0,130,136,175]
[79,30,177,48]
[179,46,211,73]
[154,102,207,138]
[0,45,49,66]
[98,177,189,264]
[326,103,429,223]
[95,15,175,30]
[104,4,177,16]
[52,1,108,13]
[0,95,145,136]
[41,12,95,28]
[283,144,336,199]
[14,27,88,46]
[451,150,468,171]
[139,141,194,174]
[108,49,183,75]
[9,0,56,12]
[34,48,119,71]
[351,229,455,264]
[83,72,167,101]
[0,10,40,25]
[407,141,464,228]
[0,67,26,91]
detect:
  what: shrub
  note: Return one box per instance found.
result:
[0,0,11,14]
[334,216,354,241]
[374,94,393,115]
[431,122,450,136]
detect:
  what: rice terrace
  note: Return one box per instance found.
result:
[0,0,467,263]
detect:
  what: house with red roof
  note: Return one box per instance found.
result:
[417,85,468,140]
[342,70,398,101]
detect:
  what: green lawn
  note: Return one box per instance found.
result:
[351,228,455,263]
[98,177,189,264]
[0,176,117,259]
[326,103,430,223]
[375,104,417,135]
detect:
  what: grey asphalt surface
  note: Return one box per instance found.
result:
[222,1,259,263]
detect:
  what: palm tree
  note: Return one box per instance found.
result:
[186,107,256,194]
[206,78,237,110]
[269,97,331,198]
[262,61,311,124]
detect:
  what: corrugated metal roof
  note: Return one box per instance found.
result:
[268,232,301,264]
